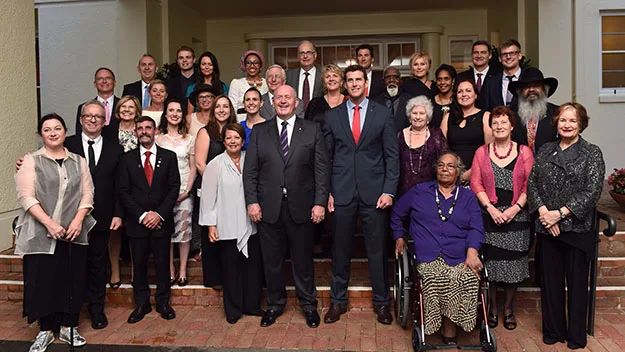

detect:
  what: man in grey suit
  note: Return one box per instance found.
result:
[261,65,304,119]
[286,40,323,111]
[323,65,399,325]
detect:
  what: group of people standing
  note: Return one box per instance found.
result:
[14,38,605,352]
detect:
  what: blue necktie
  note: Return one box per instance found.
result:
[280,121,289,159]
[142,85,150,109]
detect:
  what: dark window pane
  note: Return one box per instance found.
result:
[401,43,415,66]
[387,44,401,66]
[602,34,625,51]
[322,46,337,67]
[602,16,625,33]
[287,47,299,69]
[602,53,625,70]
[273,47,287,69]
[337,45,353,67]
[602,71,625,88]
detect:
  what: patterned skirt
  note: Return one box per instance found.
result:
[417,256,480,335]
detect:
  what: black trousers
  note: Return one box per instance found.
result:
[537,233,590,347]
[86,230,110,317]
[130,235,171,308]
[200,225,222,287]
[330,195,390,306]
[39,313,78,332]
[259,199,317,311]
[218,235,263,319]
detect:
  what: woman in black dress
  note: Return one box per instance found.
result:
[305,63,345,125]
[441,79,493,185]
[430,64,456,129]
[194,95,237,287]
[401,51,438,99]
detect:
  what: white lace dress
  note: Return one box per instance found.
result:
[156,133,195,243]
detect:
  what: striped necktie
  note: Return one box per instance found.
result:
[280,120,289,158]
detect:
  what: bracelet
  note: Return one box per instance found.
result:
[515,202,523,210]
[483,202,491,210]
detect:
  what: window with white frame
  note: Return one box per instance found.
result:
[601,13,625,97]
[270,37,419,76]
[448,35,478,73]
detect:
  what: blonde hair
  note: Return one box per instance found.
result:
[115,95,142,120]
[321,64,344,93]
[409,51,432,75]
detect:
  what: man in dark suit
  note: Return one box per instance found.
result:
[243,85,329,329]
[323,65,399,325]
[261,64,304,119]
[75,67,120,139]
[508,67,560,153]
[480,39,523,111]
[372,66,411,133]
[457,40,499,108]
[355,44,385,98]
[122,54,158,109]
[65,100,124,329]
[286,40,323,111]
[118,116,180,324]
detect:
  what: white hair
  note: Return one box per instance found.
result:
[405,95,434,123]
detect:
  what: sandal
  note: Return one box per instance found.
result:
[177,277,188,287]
[503,313,517,330]
[170,276,176,286]
[109,280,122,290]
[487,311,498,328]
[442,336,457,345]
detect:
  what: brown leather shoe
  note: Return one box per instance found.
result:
[374,304,393,325]
[323,303,347,324]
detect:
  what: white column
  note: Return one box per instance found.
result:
[422,32,441,75]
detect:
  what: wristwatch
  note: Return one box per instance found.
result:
[558,209,566,219]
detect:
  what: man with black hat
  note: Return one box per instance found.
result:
[509,67,560,154]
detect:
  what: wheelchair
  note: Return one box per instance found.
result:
[394,243,497,351]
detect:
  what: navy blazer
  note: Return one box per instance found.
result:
[64,134,124,232]
[480,70,521,112]
[117,146,180,238]
[243,117,330,225]
[323,100,399,206]
[457,66,499,108]
[122,80,144,104]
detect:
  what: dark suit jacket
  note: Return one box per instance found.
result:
[243,117,330,225]
[122,80,143,104]
[118,146,180,238]
[323,100,399,206]
[368,70,385,98]
[457,66,499,108]
[286,67,323,99]
[511,102,560,153]
[75,96,120,139]
[65,134,124,232]
[260,93,304,120]
[480,70,520,112]
[371,90,411,133]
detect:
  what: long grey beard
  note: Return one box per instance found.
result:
[518,94,548,124]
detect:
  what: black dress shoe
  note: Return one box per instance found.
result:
[304,310,320,328]
[128,305,152,324]
[226,316,240,324]
[156,304,176,320]
[91,313,108,330]
[542,335,564,345]
[260,309,282,327]
[374,304,393,325]
[323,303,347,324]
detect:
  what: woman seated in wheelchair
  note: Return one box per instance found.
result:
[391,151,485,345]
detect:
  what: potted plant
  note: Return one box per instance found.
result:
[607,168,625,209]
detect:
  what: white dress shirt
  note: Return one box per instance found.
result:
[474,66,490,84]
[297,66,316,101]
[501,67,521,104]
[366,70,372,95]
[81,132,103,166]
[276,115,296,146]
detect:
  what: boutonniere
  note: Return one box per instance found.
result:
[441,106,450,114]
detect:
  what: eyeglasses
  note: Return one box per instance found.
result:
[245,61,261,66]
[500,51,521,58]
[436,163,458,170]
[81,114,105,120]
[198,95,215,101]
[298,51,315,57]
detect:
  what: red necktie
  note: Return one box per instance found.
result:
[144,151,153,186]
[352,106,361,144]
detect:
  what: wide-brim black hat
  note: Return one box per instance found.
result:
[508,67,558,97]
[189,83,221,107]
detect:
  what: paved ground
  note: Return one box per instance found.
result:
[0,302,624,351]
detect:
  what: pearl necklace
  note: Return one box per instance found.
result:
[435,185,459,222]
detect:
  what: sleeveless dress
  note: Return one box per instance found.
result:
[481,146,531,283]
[447,110,486,168]
[188,113,207,139]
[156,133,195,243]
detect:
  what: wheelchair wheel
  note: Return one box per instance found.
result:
[394,247,411,328]
[480,326,497,352]
[412,325,426,352]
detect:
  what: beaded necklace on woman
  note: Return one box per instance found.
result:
[408,127,429,175]
[435,184,459,222]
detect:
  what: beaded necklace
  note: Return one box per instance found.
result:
[435,185,459,222]
[408,128,429,175]
[493,141,513,159]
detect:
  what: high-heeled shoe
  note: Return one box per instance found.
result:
[170,277,176,287]
[487,311,498,328]
[177,277,188,287]
[109,280,121,289]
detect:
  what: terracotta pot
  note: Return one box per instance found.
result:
[609,190,625,209]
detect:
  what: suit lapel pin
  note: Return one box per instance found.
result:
[298,127,302,131]
[156,159,162,168]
